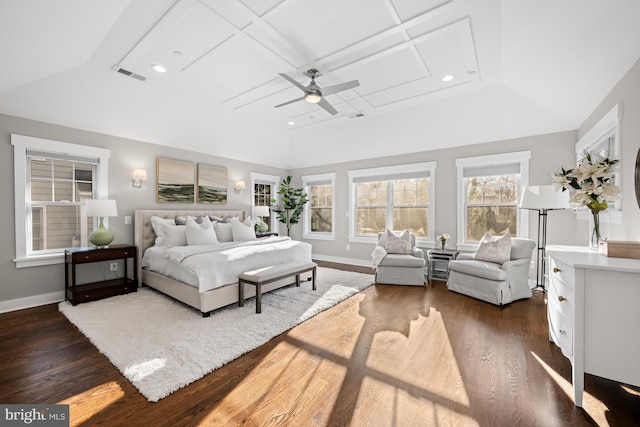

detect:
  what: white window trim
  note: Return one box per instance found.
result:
[456,150,530,252]
[250,172,280,235]
[12,134,110,268]
[302,172,336,241]
[575,103,622,224]
[348,161,437,246]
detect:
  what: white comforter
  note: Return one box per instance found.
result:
[148,236,312,293]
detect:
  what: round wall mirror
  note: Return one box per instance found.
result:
[636,147,640,209]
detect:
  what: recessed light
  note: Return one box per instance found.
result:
[442,74,454,82]
[173,51,183,57]
[287,121,295,126]
[151,64,167,73]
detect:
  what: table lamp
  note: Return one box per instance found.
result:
[86,199,118,247]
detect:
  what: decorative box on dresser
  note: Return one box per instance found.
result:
[546,245,640,407]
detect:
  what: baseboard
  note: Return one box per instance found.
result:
[312,253,372,268]
[0,291,65,314]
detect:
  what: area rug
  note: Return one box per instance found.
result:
[58,267,373,402]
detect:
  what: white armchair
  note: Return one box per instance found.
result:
[372,231,426,286]
[446,238,535,305]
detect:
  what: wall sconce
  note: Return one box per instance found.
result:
[234,180,246,194]
[132,169,148,187]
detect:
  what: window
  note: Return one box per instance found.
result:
[348,162,436,245]
[13,134,110,268]
[456,151,530,251]
[575,103,622,222]
[250,172,279,233]
[302,173,335,240]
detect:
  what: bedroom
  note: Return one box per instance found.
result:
[1,0,640,425]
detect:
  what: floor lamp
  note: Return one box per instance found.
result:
[519,186,569,291]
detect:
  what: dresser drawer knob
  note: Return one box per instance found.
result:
[558,295,567,302]
[553,267,561,273]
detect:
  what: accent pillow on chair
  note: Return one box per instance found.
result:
[384,229,412,254]
[474,232,512,264]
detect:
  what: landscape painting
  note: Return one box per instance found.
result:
[156,157,195,203]
[197,163,227,204]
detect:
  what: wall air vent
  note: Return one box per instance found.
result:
[114,66,146,82]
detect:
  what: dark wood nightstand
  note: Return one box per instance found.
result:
[256,232,279,238]
[65,244,137,305]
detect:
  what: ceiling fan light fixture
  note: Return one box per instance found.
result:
[305,92,322,104]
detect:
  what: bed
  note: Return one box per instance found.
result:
[134,209,313,316]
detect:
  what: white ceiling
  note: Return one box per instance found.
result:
[1,0,640,169]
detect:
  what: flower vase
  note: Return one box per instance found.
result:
[590,210,601,250]
[440,240,446,251]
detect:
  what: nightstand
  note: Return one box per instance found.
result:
[256,232,278,238]
[428,249,458,282]
[65,244,137,305]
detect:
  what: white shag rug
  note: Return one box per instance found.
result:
[59,267,373,402]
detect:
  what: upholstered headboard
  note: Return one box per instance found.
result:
[134,209,246,286]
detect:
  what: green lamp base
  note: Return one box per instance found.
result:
[89,217,114,247]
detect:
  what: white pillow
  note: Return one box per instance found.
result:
[163,223,188,248]
[231,216,257,241]
[214,222,233,242]
[186,216,218,245]
[474,232,512,264]
[385,229,411,254]
[150,216,178,247]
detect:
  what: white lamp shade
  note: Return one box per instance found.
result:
[254,206,270,217]
[519,185,569,210]
[133,169,148,180]
[86,199,118,217]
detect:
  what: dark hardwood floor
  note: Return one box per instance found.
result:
[1,261,638,426]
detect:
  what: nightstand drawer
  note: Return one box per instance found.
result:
[548,303,573,358]
[549,257,575,286]
[70,246,135,263]
[548,276,574,317]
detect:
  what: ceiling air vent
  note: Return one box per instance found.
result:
[349,113,366,119]
[114,66,146,82]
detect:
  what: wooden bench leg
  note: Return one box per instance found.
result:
[296,273,301,287]
[312,266,316,290]
[239,280,245,307]
[256,283,261,314]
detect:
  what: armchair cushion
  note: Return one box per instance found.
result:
[447,259,507,281]
[378,253,426,268]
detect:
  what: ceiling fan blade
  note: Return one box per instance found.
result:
[274,95,306,108]
[321,80,360,96]
[318,98,338,116]
[278,73,307,91]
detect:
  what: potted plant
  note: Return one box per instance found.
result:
[271,176,308,236]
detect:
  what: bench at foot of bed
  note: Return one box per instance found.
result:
[238,261,317,313]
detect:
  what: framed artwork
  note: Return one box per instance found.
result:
[156,157,195,203]
[197,163,227,204]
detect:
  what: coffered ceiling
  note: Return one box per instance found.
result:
[1,0,640,168]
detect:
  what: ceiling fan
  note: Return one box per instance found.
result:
[274,69,360,116]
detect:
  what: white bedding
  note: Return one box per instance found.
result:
[142,236,312,293]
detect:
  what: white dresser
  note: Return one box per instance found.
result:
[546,245,640,407]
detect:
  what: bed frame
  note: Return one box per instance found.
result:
[134,209,303,316]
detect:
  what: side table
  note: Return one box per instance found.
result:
[428,249,458,283]
[65,244,137,305]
